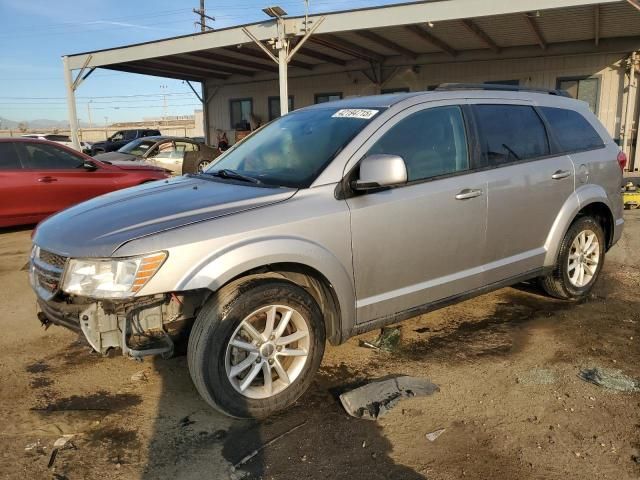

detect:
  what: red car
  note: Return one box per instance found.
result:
[0,138,170,227]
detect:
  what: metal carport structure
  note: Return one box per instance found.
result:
[63,0,640,166]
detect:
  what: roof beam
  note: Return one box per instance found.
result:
[461,19,500,53]
[354,30,418,59]
[105,64,208,82]
[404,25,457,57]
[524,13,547,50]
[136,60,231,80]
[310,34,385,62]
[169,54,256,76]
[594,5,600,46]
[627,0,640,11]
[189,50,279,73]
[223,46,313,70]
[295,46,346,66]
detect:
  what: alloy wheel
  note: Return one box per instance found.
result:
[567,229,600,287]
[224,305,310,399]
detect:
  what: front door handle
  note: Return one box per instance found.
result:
[37,176,57,183]
[551,170,572,180]
[455,188,483,200]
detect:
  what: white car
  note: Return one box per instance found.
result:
[21,134,92,154]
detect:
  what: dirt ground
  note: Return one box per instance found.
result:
[1,211,639,480]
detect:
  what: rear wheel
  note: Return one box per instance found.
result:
[540,216,605,300]
[188,278,325,418]
[197,159,212,172]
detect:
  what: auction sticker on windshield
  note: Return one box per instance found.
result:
[332,109,379,119]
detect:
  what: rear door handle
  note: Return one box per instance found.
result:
[37,176,57,183]
[455,188,483,200]
[551,170,572,180]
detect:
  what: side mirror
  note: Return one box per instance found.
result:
[82,160,98,171]
[353,154,408,190]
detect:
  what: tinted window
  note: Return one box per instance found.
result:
[473,105,549,165]
[539,107,604,152]
[20,143,83,169]
[123,131,138,140]
[0,143,21,169]
[367,106,469,181]
[268,96,294,121]
[44,134,71,142]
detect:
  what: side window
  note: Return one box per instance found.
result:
[315,93,342,104]
[0,143,22,169]
[20,143,84,169]
[154,142,177,158]
[123,131,137,141]
[473,104,549,166]
[230,98,253,130]
[367,106,469,182]
[539,107,604,153]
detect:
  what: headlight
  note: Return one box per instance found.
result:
[62,252,167,299]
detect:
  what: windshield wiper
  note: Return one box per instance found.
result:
[206,168,261,184]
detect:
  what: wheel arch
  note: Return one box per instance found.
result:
[177,238,356,345]
[544,186,615,266]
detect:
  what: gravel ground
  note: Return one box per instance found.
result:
[1,210,639,480]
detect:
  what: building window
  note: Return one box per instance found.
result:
[381,87,410,94]
[556,76,600,113]
[315,92,342,104]
[484,80,520,86]
[230,98,253,130]
[268,96,294,121]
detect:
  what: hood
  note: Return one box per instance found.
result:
[34,175,297,258]
[94,151,138,162]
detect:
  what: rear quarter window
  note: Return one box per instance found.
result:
[539,107,604,153]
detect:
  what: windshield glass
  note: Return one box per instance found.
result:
[205,107,382,188]
[118,139,158,156]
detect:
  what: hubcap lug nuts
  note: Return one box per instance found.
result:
[269,359,274,365]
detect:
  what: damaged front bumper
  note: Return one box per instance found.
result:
[36,293,202,358]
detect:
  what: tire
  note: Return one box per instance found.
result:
[188,278,326,418]
[540,216,605,300]
[197,158,212,172]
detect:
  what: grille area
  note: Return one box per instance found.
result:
[30,247,68,300]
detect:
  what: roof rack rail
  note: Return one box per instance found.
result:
[435,83,571,97]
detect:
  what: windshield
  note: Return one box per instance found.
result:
[118,139,158,156]
[205,107,382,188]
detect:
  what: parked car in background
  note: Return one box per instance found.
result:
[94,136,218,175]
[190,136,206,144]
[90,129,161,155]
[0,138,170,227]
[21,133,92,155]
[30,87,624,418]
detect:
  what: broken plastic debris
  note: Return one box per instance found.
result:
[578,367,639,392]
[425,428,446,442]
[130,370,148,382]
[53,434,75,449]
[359,327,402,352]
[340,376,439,420]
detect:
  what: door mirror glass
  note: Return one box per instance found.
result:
[82,160,97,171]
[353,154,408,190]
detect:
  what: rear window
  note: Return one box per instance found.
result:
[473,104,549,166]
[539,107,604,153]
[44,134,71,142]
[0,143,21,169]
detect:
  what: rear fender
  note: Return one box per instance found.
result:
[543,185,612,266]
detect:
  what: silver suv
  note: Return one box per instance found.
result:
[30,86,624,418]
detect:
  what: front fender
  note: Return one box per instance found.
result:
[543,185,612,266]
[177,236,356,339]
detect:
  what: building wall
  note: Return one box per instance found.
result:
[205,51,630,147]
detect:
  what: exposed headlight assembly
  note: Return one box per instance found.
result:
[62,252,167,299]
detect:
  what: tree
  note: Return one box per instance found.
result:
[17,122,28,133]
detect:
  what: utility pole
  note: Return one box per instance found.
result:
[160,84,168,124]
[193,1,215,31]
[87,100,93,129]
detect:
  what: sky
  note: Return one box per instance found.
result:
[0,0,405,126]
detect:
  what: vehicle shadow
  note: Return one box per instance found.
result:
[141,355,426,479]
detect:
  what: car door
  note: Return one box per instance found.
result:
[15,142,123,216]
[470,102,575,283]
[346,102,489,323]
[149,140,186,174]
[0,142,38,226]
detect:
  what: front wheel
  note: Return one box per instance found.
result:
[540,216,605,300]
[187,278,325,418]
